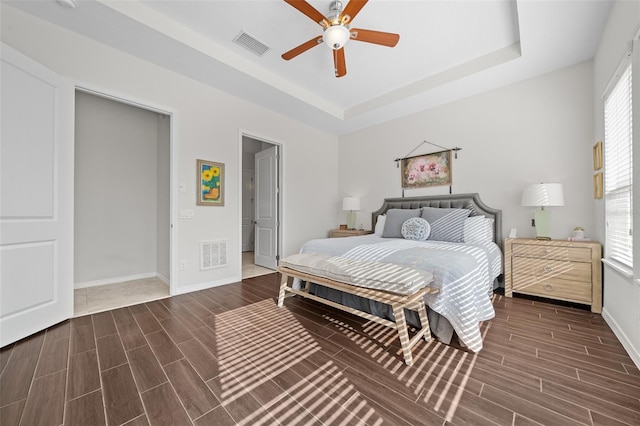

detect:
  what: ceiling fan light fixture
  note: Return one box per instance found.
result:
[323,25,350,50]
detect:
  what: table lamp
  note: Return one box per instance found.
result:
[521,183,564,240]
[342,196,361,230]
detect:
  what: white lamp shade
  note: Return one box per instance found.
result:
[521,183,564,207]
[323,25,350,50]
[342,196,361,211]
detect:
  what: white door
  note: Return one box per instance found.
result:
[254,146,278,269]
[0,44,74,346]
[241,169,255,252]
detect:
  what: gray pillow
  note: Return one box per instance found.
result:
[420,207,471,242]
[381,209,421,238]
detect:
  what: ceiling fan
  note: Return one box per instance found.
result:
[282,0,400,78]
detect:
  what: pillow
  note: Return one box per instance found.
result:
[381,209,421,238]
[374,215,386,236]
[463,216,493,243]
[420,207,471,242]
[401,217,431,241]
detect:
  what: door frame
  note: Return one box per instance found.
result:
[238,130,284,277]
[74,83,179,295]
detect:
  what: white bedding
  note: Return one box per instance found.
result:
[296,234,502,352]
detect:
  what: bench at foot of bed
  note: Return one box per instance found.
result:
[276,265,438,366]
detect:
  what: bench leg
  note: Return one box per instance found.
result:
[277,273,289,307]
[392,304,413,366]
[416,300,431,342]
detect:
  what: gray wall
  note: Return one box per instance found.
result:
[592,0,640,367]
[157,115,170,281]
[339,62,595,241]
[74,91,169,285]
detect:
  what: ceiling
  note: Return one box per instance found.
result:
[6,0,613,135]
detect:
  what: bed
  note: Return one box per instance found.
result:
[283,193,503,353]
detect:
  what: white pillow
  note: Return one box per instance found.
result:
[463,216,493,243]
[374,215,386,235]
[401,217,431,241]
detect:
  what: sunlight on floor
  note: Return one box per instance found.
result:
[205,298,390,425]
[202,296,478,424]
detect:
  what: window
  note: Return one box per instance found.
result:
[604,61,633,268]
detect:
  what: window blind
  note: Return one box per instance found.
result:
[604,62,633,268]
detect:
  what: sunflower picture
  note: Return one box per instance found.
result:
[197,159,224,206]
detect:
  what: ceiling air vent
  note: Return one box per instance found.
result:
[233,31,270,57]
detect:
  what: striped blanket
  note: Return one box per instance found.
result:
[296,235,502,352]
[280,253,434,295]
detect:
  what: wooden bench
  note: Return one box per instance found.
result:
[277,266,439,366]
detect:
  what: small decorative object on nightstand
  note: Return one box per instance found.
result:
[504,238,602,313]
[329,229,372,238]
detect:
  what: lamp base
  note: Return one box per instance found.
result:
[534,209,551,239]
[346,211,356,230]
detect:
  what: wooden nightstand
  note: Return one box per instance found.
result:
[504,238,602,313]
[329,229,373,238]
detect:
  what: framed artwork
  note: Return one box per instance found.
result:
[401,150,452,189]
[593,141,603,170]
[593,172,603,199]
[197,159,224,206]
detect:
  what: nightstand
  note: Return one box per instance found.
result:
[329,229,373,238]
[504,238,602,313]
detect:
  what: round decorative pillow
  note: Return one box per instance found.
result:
[401,217,431,241]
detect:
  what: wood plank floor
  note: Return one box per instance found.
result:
[1,274,639,426]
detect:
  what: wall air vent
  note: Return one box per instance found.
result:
[200,240,228,270]
[233,31,270,57]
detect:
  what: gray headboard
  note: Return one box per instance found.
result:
[371,193,503,251]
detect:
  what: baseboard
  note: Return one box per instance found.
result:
[174,276,241,295]
[156,272,170,285]
[602,307,640,369]
[75,272,158,289]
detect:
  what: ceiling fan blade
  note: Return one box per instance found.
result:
[350,28,399,47]
[333,48,346,78]
[282,36,323,60]
[340,0,368,24]
[284,0,329,27]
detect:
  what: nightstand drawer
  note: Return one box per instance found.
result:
[511,277,592,304]
[512,257,591,283]
[512,243,592,262]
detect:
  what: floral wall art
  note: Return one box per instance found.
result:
[401,150,452,189]
[197,159,224,206]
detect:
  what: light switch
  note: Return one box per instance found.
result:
[180,209,194,219]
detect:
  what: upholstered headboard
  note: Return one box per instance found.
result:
[371,193,503,251]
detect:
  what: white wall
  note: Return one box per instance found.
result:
[2,5,339,294]
[338,62,595,242]
[592,0,640,367]
[74,91,162,285]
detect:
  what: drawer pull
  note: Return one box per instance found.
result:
[544,266,553,273]
[543,284,554,292]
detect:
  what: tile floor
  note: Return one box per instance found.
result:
[73,252,271,318]
[74,277,169,317]
[242,251,274,279]
[2,274,639,425]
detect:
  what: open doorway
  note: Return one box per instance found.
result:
[73,90,172,315]
[241,134,280,279]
